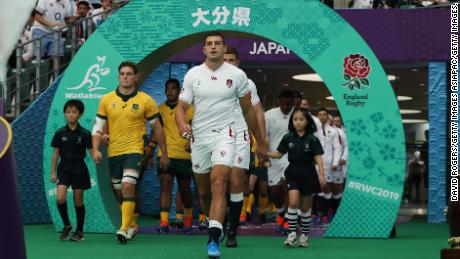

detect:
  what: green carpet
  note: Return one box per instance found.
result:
[24,218,448,259]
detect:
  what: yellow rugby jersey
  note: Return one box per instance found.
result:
[97,89,159,157]
[250,131,256,153]
[158,103,194,159]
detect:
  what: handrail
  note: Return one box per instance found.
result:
[1,3,126,119]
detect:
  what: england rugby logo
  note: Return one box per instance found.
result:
[342,54,371,91]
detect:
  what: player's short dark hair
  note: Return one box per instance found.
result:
[77,1,90,8]
[278,89,294,100]
[288,107,317,135]
[317,107,329,114]
[204,31,225,44]
[165,78,181,91]
[63,99,85,114]
[333,112,342,118]
[224,45,239,59]
[118,61,138,74]
[293,90,302,99]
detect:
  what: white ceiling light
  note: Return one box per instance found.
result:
[387,75,396,81]
[292,73,323,82]
[397,96,413,101]
[326,96,334,100]
[402,119,428,124]
[400,109,422,114]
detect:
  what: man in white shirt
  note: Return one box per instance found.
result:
[316,108,341,224]
[222,46,266,248]
[332,113,348,218]
[176,32,266,258]
[32,0,75,57]
[92,0,112,27]
[265,90,294,232]
[300,97,322,136]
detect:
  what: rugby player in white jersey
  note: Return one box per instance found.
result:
[300,97,322,136]
[331,113,348,218]
[316,108,341,225]
[265,90,294,232]
[176,32,266,259]
[222,46,266,248]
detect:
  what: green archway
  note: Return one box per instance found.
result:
[43,0,405,238]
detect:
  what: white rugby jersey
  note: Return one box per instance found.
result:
[265,107,293,173]
[311,114,322,138]
[233,79,260,132]
[335,127,348,165]
[317,123,341,167]
[33,0,74,32]
[179,62,249,140]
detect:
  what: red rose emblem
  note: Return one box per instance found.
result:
[227,79,233,88]
[343,54,370,79]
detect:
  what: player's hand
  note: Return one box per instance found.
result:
[259,156,271,167]
[331,165,338,171]
[184,142,191,153]
[101,134,110,146]
[144,146,154,159]
[319,175,326,189]
[50,173,57,183]
[339,159,346,166]
[148,157,155,169]
[91,149,103,164]
[50,21,64,28]
[255,141,268,163]
[179,123,193,140]
[159,156,170,171]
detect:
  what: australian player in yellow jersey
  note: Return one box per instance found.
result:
[91,61,169,244]
[244,131,269,225]
[157,78,195,234]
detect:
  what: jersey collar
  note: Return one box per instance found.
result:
[65,123,81,132]
[116,87,138,102]
[165,101,177,109]
[293,131,307,139]
[202,62,226,73]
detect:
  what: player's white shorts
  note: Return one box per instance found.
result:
[233,129,250,170]
[324,165,344,184]
[267,157,288,186]
[191,126,236,174]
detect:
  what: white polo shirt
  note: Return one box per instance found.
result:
[265,107,293,174]
[33,0,74,32]
[233,79,260,132]
[179,62,249,141]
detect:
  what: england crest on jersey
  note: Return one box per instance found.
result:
[226,79,233,88]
